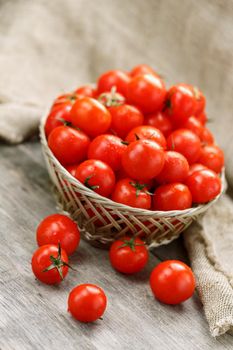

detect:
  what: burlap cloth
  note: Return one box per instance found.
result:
[0,0,232,337]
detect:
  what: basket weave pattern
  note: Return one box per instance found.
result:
[40,114,225,249]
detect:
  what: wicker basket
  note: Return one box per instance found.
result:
[40,112,225,249]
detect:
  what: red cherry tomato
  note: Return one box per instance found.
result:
[150,260,195,305]
[127,74,166,114]
[109,237,149,274]
[125,125,166,149]
[71,97,112,138]
[195,111,207,125]
[200,127,214,145]
[188,163,208,176]
[181,116,204,138]
[192,87,206,116]
[45,104,72,138]
[68,284,107,322]
[129,64,157,77]
[48,126,90,166]
[144,112,173,137]
[31,244,69,284]
[88,134,127,171]
[52,92,78,108]
[165,84,197,124]
[167,129,201,164]
[97,70,130,96]
[36,214,80,256]
[153,183,192,211]
[74,85,96,98]
[186,169,221,203]
[122,139,165,181]
[116,168,154,189]
[109,104,144,139]
[155,151,189,184]
[111,178,151,209]
[75,159,115,197]
[65,164,79,177]
[198,145,224,173]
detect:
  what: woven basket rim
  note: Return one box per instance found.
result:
[40,109,226,218]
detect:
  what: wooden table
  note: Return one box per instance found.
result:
[0,141,232,350]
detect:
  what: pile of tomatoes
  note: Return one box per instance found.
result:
[45,64,223,211]
[31,213,195,322]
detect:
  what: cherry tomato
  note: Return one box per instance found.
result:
[74,85,96,98]
[111,178,151,209]
[167,129,201,164]
[88,134,127,171]
[127,74,166,114]
[75,159,115,197]
[116,168,154,189]
[150,260,195,304]
[200,127,214,145]
[68,284,107,322]
[45,104,72,138]
[122,139,165,181]
[71,97,112,138]
[186,169,221,203]
[188,163,208,176]
[36,214,80,256]
[195,111,207,125]
[109,104,144,139]
[198,145,224,173]
[192,87,206,116]
[97,70,130,96]
[165,84,197,124]
[31,244,69,284]
[155,151,189,184]
[181,116,204,138]
[52,92,78,108]
[109,237,149,274]
[48,126,90,166]
[129,64,156,77]
[125,125,166,149]
[153,183,192,211]
[144,112,173,137]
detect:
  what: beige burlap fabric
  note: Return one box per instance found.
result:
[0,0,232,336]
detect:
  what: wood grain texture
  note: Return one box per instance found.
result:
[0,142,232,350]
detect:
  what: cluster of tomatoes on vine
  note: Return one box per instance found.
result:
[46,64,224,210]
[32,213,196,323]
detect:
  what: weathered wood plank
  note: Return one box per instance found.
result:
[0,142,232,350]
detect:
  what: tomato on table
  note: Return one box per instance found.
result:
[36,214,80,256]
[97,69,130,97]
[71,97,112,138]
[167,129,201,164]
[155,151,189,184]
[87,134,127,171]
[144,112,173,137]
[125,125,166,149]
[164,84,197,124]
[111,178,151,209]
[109,104,144,139]
[75,159,115,197]
[48,125,90,166]
[150,260,195,304]
[122,139,165,181]
[198,144,224,173]
[68,284,107,322]
[186,169,221,203]
[31,244,70,284]
[109,236,149,274]
[127,74,166,114]
[153,183,192,211]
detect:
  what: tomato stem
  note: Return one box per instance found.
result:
[118,237,146,252]
[84,175,100,190]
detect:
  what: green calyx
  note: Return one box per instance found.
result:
[98,86,125,107]
[129,181,150,197]
[43,243,74,280]
[118,237,145,252]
